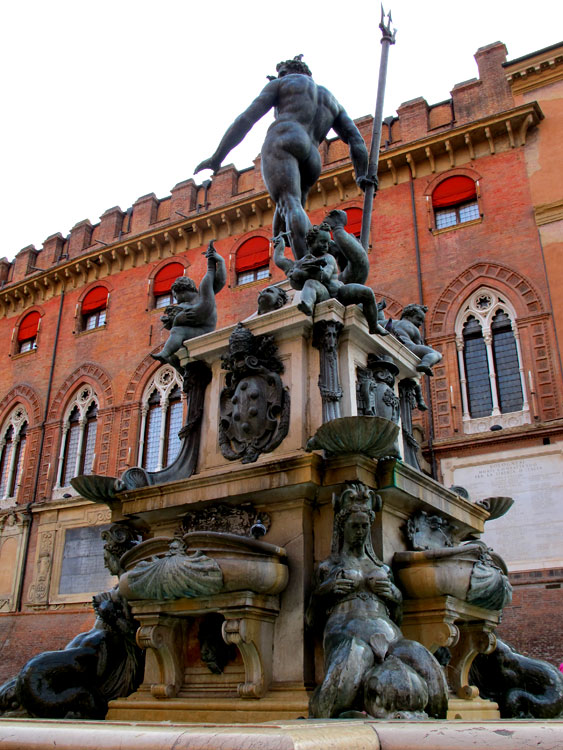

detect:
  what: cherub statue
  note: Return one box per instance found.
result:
[152,241,226,371]
[391,304,442,375]
[273,216,387,335]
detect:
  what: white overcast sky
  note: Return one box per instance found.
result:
[1,0,561,260]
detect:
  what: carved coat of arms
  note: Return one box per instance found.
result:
[219,323,290,463]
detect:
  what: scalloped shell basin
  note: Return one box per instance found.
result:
[307,416,400,458]
[393,546,482,600]
[120,532,289,598]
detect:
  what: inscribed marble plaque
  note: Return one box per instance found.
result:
[452,451,563,571]
[59,524,115,595]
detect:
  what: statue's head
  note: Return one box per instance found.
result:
[401,303,428,325]
[257,285,288,315]
[306,222,332,255]
[171,276,197,298]
[101,523,139,577]
[331,482,382,558]
[276,54,312,78]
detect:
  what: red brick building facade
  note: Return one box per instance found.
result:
[0,40,562,680]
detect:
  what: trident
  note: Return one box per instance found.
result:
[359,6,396,250]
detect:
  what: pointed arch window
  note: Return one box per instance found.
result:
[456,289,528,432]
[0,406,28,501]
[139,366,184,472]
[57,386,99,487]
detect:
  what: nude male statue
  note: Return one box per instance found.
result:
[195,56,375,260]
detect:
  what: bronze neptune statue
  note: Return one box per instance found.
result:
[195,56,374,261]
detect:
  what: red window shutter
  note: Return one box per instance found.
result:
[153,263,184,295]
[432,176,476,208]
[18,311,40,341]
[344,207,363,236]
[235,237,269,273]
[82,287,109,313]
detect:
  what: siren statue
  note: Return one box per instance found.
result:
[307,482,447,719]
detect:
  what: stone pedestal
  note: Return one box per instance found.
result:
[401,596,500,719]
[106,302,496,722]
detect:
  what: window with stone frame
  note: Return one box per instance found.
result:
[0,406,28,501]
[432,175,479,230]
[17,311,41,353]
[455,289,529,432]
[235,236,270,285]
[81,287,108,331]
[57,386,99,487]
[153,262,185,308]
[139,366,184,472]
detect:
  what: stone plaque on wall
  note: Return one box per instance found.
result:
[58,524,115,595]
[451,449,563,572]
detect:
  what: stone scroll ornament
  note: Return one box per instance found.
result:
[307,481,447,720]
[219,323,290,464]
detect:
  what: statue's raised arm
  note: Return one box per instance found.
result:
[194,81,280,175]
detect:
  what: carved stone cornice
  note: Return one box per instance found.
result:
[376,101,542,184]
[505,45,563,95]
[534,199,563,227]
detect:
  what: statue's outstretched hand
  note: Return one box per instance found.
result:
[356,174,378,193]
[195,157,221,175]
[205,240,220,261]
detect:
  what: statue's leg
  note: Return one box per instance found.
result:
[262,133,317,260]
[417,346,443,374]
[154,329,189,361]
[336,285,389,335]
[309,637,374,718]
[297,280,328,317]
[331,228,370,285]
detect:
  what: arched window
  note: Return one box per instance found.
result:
[456,289,528,432]
[432,176,479,230]
[17,311,41,353]
[82,287,108,330]
[57,386,99,487]
[0,406,28,500]
[153,262,185,308]
[139,366,184,472]
[235,237,270,285]
[343,207,363,238]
